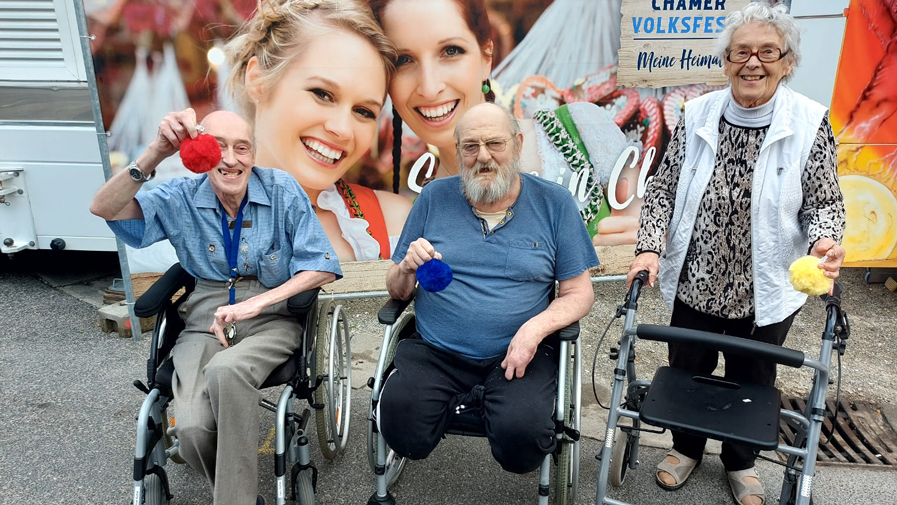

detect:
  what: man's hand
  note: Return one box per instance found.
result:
[399,238,441,274]
[150,108,199,159]
[501,324,542,380]
[812,238,846,280]
[208,298,264,348]
[626,251,659,288]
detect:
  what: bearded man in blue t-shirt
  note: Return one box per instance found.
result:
[379,102,600,474]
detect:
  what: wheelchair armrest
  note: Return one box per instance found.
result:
[287,288,320,317]
[378,288,416,325]
[134,264,195,318]
[635,324,806,368]
[558,320,580,341]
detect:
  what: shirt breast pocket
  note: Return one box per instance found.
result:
[258,244,289,288]
[504,240,552,282]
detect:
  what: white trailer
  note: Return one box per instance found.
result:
[0,0,115,254]
[1,0,143,337]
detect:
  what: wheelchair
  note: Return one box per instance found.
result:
[130,263,352,505]
[594,271,851,505]
[366,289,583,505]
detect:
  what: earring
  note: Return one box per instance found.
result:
[481,79,491,95]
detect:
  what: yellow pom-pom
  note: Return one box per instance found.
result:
[789,255,831,295]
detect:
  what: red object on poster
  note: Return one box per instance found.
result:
[180,134,221,173]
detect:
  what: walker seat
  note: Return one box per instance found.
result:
[639,366,782,450]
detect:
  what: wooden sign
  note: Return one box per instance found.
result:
[618,0,750,88]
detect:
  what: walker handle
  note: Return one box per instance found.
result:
[624,270,650,311]
[635,324,806,368]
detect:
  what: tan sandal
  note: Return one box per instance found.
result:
[727,467,765,505]
[655,449,700,490]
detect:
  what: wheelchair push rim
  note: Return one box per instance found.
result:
[314,300,352,459]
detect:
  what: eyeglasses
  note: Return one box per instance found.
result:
[459,138,512,157]
[726,47,789,63]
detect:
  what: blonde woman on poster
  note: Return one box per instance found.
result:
[368,0,637,246]
[225,0,412,262]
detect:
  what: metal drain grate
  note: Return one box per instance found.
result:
[779,398,897,466]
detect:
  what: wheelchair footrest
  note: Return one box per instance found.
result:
[639,366,781,450]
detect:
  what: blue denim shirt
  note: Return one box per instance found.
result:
[108,167,342,287]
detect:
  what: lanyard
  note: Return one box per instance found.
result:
[220,194,249,304]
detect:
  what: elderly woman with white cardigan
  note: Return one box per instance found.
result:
[626,3,846,505]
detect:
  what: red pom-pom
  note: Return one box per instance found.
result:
[180,134,221,173]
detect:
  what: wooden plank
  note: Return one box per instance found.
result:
[325,260,392,294]
[592,244,636,276]
[617,0,750,88]
[130,247,633,301]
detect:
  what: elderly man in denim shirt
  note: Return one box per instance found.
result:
[90,108,341,505]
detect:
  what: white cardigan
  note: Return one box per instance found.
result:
[657,86,828,326]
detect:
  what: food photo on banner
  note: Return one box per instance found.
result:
[87,0,891,278]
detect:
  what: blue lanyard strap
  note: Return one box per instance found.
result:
[221,194,249,305]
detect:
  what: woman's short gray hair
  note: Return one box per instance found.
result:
[716,2,801,82]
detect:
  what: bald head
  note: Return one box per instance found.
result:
[454,102,520,147]
[199,110,255,158]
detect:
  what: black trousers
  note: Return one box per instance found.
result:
[378,336,558,474]
[668,297,798,471]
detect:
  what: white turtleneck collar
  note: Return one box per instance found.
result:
[723,86,780,128]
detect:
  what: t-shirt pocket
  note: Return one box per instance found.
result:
[504,240,552,282]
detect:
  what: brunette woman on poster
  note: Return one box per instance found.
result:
[225,0,411,262]
[368,0,638,246]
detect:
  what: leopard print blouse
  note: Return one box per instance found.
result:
[636,114,845,319]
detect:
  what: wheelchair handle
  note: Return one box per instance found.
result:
[134,263,195,318]
[378,289,416,325]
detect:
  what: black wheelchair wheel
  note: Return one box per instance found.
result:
[294,468,315,505]
[142,473,170,505]
[314,300,352,460]
[366,312,411,487]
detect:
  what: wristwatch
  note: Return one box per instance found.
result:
[127,160,155,183]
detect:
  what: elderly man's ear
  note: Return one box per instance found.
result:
[514,131,524,157]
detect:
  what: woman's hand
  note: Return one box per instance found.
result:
[812,238,846,280]
[626,251,660,288]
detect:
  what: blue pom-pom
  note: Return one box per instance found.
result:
[416,258,453,292]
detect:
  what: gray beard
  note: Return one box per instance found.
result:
[460,158,520,206]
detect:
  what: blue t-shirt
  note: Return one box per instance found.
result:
[392,174,599,359]
[108,167,342,287]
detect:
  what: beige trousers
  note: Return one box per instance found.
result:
[170,279,300,505]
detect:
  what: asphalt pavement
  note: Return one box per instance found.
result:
[1,251,894,505]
